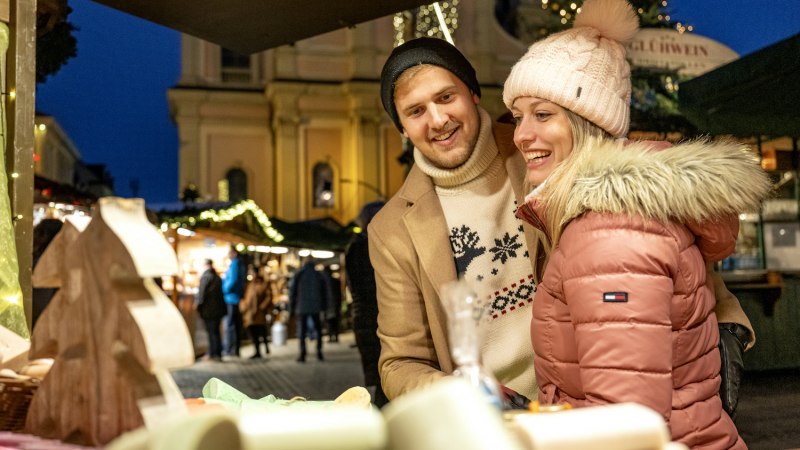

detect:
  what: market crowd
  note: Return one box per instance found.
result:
[194,246,350,365]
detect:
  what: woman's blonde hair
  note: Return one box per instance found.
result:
[538,109,612,247]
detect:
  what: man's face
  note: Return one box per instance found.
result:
[394,66,481,169]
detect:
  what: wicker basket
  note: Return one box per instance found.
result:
[0,377,38,432]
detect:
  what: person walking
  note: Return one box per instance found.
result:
[503,0,771,446]
[241,269,271,359]
[195,259,227,361]
[370,35,756,410]
[323,267,342,343]
[288,259,329,362]
[222,246,246,358]
[345,201,389,407]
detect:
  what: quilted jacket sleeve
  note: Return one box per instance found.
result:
[559,220,678,420]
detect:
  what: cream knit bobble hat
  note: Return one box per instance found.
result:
[502,0,639,138]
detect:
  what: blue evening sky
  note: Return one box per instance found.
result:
[35,0,799,204]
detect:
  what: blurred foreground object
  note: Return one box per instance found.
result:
[383,377,524,450]
[0,325,30,372]
[107,411,242,450]
[25,198,194,446]
[508,402,688,450]
[442,279,503,410]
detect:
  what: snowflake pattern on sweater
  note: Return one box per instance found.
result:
[448,198,536,321]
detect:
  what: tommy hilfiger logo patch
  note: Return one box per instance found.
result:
[603,292,628,303]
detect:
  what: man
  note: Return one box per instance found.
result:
[195,259,226,361]
[369,37,754,413]
[288,259,330,362]
[222,246,246,358]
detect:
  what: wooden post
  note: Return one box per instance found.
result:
[6,0,35,331]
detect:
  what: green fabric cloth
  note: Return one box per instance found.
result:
[201,377,337,411]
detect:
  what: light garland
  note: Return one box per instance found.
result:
[161,199,284,243]
[539,0,689,31]
[393,1,460,47]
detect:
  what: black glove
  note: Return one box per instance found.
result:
[718,322,750,420]
[498,384,531,411]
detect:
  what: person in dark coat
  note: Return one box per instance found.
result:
[288,259,329,362]
[323,267,342,343]
[31,218,63,328]
[345,201,389,407]
[195,259,227,361]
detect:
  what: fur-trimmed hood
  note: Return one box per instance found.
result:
[540,138,772,227]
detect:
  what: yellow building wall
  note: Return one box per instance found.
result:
[205,130,272,211]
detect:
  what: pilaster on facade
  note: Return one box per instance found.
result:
[167,87,272,209]
[344,81,391,206]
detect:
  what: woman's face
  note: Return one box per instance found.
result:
[510,96,574,186]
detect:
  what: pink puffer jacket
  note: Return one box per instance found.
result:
[516,139,771,449]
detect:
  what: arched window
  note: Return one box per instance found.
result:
[312,162,334,208]
[227,168,248,202]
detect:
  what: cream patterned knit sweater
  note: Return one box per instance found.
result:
[413,107,538,398]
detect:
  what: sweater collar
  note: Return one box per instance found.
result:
[413,107,497,188]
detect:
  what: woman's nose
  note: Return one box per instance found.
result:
[514,118,536,149]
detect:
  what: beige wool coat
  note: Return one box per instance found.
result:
[368,121,546,400]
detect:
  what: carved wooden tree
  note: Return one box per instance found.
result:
[29,214,90,360]
[26,198,195,446]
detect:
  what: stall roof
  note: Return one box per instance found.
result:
[91,0,436,54]
[679,33,800,137]
[157,200,285,246]
[156,200,354,251]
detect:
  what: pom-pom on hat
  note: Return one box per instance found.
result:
[381,37,481,131]
[502,0,638,138]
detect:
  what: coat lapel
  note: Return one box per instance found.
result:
[398,166,456,359]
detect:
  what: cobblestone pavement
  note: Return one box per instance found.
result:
[171,331,364,402]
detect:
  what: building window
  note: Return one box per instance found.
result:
[226,168,248,202]
[312,162,334,208]
[221,48,252,83]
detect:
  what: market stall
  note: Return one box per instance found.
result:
[680,33,800,370]
[155,199,354,355]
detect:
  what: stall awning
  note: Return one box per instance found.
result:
[157,200,285,246]
[91,0,435,54]
[679,33,800,137]
[156,200,354,251]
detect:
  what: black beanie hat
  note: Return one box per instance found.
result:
[380,37,481,131]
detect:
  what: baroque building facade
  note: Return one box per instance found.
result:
[167,0,527,224]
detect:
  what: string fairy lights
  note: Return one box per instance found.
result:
[161,199,284,243]
[394,1,460,47]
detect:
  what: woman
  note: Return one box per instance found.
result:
[502,0,770,448]
[241,269,272,359]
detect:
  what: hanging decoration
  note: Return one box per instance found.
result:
[0,23,29,339]
[160,200,285,244]
[393,1,460,47]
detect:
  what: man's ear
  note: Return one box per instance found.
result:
[472,93,480,105]
[402,129,409,138]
